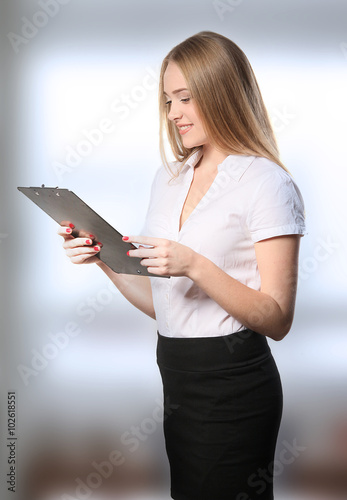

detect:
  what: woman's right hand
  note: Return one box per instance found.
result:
[58,221,102,265]
[57,222,156,319]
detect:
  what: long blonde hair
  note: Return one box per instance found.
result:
[159,31,288,175]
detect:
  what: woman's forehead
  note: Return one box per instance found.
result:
[163,62,188,94]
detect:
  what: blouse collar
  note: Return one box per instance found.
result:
[183,149,256,182]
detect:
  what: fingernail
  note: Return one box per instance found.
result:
[122,236,129,241]
[127,250,130,256]
[97,242,103,247]
[66,228,72,234]
[94,246,100,252]
[86,239,92,245]
[69,223,75,229]
[89,234,95,239]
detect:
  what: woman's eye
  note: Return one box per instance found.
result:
[164,97,190,106]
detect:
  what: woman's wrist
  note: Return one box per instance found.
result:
[96,260,107,270]
[185,250,205,282]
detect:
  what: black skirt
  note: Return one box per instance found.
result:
[156,330,283,500]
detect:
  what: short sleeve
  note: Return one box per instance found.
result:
[246,169,306,243]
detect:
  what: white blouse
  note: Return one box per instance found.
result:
[142,149,306,338]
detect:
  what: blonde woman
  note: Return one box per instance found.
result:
[59,32,306,500]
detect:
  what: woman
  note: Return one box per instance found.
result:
[59,31,306,499]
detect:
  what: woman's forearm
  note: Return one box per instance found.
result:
[97,261,156,319]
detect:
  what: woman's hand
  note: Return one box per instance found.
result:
[56,223,155,318]
[58,221,102,265]
[124,236,196,277]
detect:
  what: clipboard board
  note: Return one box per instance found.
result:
[17,186,169,278]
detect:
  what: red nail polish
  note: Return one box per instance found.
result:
[94,246,100,251]
[127,250,130,256]
[86,239,91,245]
[89,234,95,239]
[69,223,75,229]
[97,242,102,246]
[123,236,129,241]
[66,228,72,234]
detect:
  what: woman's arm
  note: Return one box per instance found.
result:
[58,223,156,319]
[125,234,301,340]
[96,261,155,319]
[188,235,300,340]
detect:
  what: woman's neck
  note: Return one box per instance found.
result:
[198,144,229,172]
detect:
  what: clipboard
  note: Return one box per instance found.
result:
[17,186,169,278]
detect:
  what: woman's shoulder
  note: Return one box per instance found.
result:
[240,156,304,212]
[241,155,301,194]
[246,156,291,181]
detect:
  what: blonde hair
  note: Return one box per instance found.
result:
[159,31,288,176]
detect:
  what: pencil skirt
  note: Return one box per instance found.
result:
[156,330,283,500]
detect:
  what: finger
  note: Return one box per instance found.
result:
[66,245,101,259]
[57,226,75,238]
[57,222,98,240]
[138,255,171,276]
[77,229,98,239]
[122,235,161,247]
[68,251,100,265]
[147,266,168,276]
[63,237,97,250]
[127,247,158,259]
[60,220,75,228]
[140,258,165,268]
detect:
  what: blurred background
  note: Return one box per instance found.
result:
[1,0,347,499]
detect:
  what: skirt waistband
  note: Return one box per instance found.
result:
[156,329,271,372]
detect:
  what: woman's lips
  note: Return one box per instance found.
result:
[178,124,193,135]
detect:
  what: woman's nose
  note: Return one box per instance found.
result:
[168,102,183,121]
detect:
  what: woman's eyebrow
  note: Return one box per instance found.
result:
[164,88,189,96]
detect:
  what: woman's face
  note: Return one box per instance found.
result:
[163,61,209,149]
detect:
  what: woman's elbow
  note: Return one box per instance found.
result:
[271,331,288,342]
[269,317,293,341]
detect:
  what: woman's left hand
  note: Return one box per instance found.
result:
[123,236,196,277]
